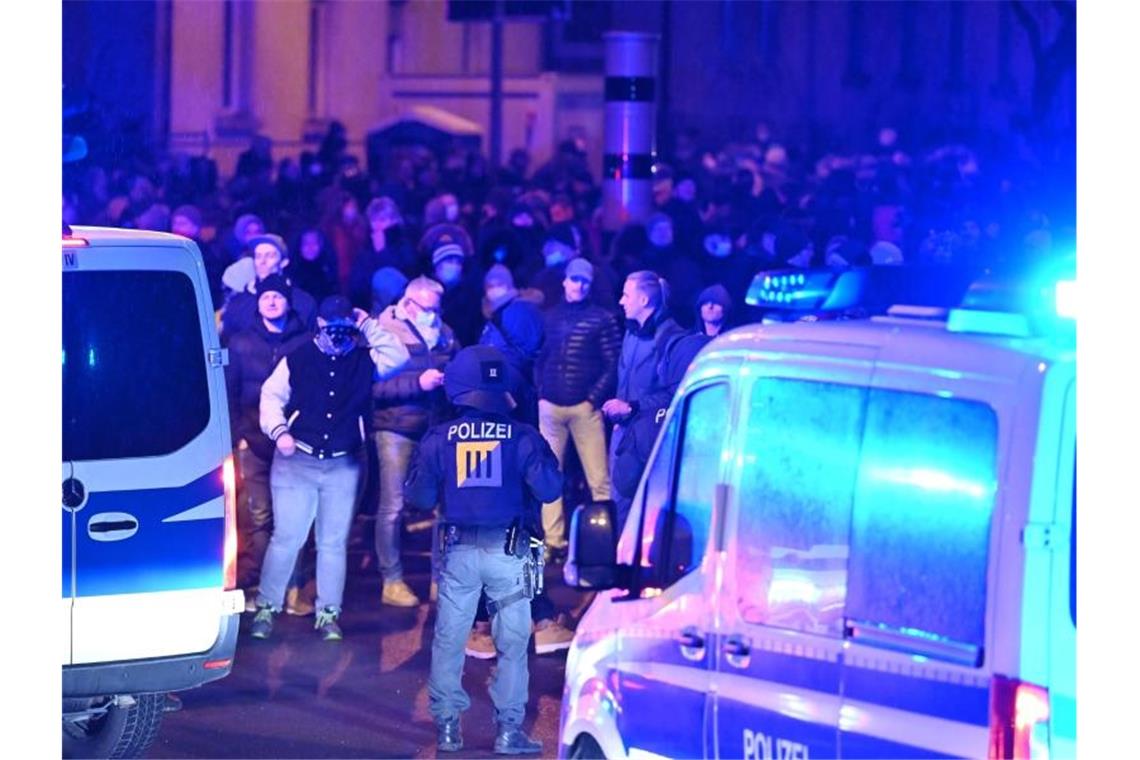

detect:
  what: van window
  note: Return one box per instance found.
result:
[63,270,211,462]
[637,382,729,589]
[846,390,997,653]
[735,378,866,636]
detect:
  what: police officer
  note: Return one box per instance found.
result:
[404,345,562,754]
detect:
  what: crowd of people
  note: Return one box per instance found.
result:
[62,115,1073,750]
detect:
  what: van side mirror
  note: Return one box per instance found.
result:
[564,500,627,590]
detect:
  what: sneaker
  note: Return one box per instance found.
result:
[533,617,574,655]
[315,607,343,641]
[436,718,463,753]
[465,623,496,659]
[285,585,315,616]
[249,604,277,639]
[492,725,542,755]
[381,579,421,607]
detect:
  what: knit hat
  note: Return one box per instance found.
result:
[565,257,594,283]
[232,213,264,243]
[371,267,409,311]
[483,263,515,290]
[421,223,473,266]
[546,221,578,251]
[255,273,293,301]
[247,233,289,262]
[171,204,202,228]
[696,283,732,311]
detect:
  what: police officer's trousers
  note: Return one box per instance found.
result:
[429,541,531,728]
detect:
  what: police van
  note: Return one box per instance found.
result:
[559,266,1076,759]
[62,227,245,758]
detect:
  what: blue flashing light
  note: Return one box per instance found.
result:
[88,348,96,367]
[1055,279,1076,319]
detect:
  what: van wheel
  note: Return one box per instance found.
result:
[62,694,164,759]
[569,734,606,759]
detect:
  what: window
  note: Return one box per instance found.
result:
[63,271,211,462]
[846,390,998,655]
[735,379,866,636]
[637,383,729,589]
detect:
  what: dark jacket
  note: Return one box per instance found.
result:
[404,409,562,531]
[536,299,621,409]
[225,313,312,460]
[616,307,685,411]
[479,295,545,425]
[222,281,318,341]
[371,305,460,439]
[613,332,711,498]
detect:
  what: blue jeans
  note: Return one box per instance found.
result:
[373,430,416,582]
[257,451,360,612]
[429,539,531,728]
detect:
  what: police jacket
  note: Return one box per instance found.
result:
[260,317,409,458]
[371,305,460,439]
[536,299,621,408]
[403,408,562,530]
[224,313,311,461]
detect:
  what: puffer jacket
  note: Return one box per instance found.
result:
[224,313,311,460]
[616,307,685,407]
[536,299,622,408]
[371,305,460,439]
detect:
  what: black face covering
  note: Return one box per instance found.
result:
[315,324,359,356]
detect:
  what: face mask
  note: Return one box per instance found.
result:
[492,246,508,263]
[413,307,437,330]
[649,227,673,248]
[436,261,462,285]
[543,242,570,267]
[316,325,358,356]
[705,235,732,258]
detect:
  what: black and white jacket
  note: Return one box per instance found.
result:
[260,317,409,458]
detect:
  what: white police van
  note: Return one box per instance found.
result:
[62,227,245,758]
[560,266,1076,759]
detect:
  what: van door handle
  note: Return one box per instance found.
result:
[723,633,752,669]
[677,625,706,661]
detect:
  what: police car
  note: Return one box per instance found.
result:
[559,264,1076,759]
[63,227,244,758]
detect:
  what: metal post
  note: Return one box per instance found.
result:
[602,31,659,232]
[489,0,504,171]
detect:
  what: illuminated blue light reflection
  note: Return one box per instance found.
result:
[1055,279,1076,319]
[88,348,97,367]
[867,466,990,500]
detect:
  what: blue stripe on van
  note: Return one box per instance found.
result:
[743,644,843,694]
[65,467,225,598]
[843,664,990,726]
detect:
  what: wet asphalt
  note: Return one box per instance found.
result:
[151,517,591,759]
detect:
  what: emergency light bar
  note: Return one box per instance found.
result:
[746,265,979,316]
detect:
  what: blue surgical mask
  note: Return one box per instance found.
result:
[436,261,463,285]
[543,242,570,267]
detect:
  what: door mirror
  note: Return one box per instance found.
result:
[564,500,626,590]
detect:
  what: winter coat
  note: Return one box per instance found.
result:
[371,306,460,439]
[616,308,685,409]
[536,299,621,409]
[224,313,311,460]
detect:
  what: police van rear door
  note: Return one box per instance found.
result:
[63,236,232,665]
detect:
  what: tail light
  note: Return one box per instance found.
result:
[989,675,1051,759]
[222,455,238,591]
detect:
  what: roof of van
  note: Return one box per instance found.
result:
[65,226,193,247]
[701,318,1074,381]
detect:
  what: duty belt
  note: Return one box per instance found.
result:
[294,440,352,459]
[442,524,512,549]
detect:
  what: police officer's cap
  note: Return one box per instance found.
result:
[444,345,517,414]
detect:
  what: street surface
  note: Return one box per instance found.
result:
[152,517,589,759]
